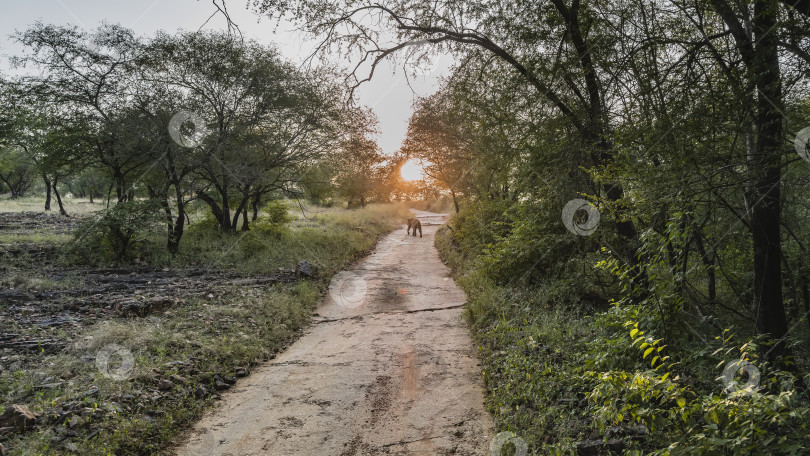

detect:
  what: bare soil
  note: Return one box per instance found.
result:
[0,210,302,449]
[175,211,495,456]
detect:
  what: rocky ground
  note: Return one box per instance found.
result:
[0,211,311,455]
[0,267,299,358]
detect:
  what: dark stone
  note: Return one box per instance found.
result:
[35,316,72,327]
[296,260,314,277]
[606,424,649,439]
[68,415,85,428]
[0,404,38,429]
[576,439,624,456]
[157,379,173,391]
[115,299,155,317]
[0,290,35,304]
[194,385,210,399]
[215,374,236,385]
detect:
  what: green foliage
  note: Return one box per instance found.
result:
[298,162,336,205]
[191,209,222,232]
[176,203,408,275]
[586,319,810,455]
[0,146,34,197]
[237,200,295,251]
[446,199,510,268]
[69,199,163,263]
[436,209,810,455]
[263,199,294,226]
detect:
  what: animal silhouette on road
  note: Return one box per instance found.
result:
[407,218,422,237]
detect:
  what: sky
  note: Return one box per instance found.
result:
[0,0,450,155]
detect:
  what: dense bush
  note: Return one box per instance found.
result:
[437,200,810,455]
[69,199,163,263]
[263,200,294,226]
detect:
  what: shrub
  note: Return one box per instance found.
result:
[264,199,294,226]
[69,199,163,263]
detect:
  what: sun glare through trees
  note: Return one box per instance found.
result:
[1,0,810,454]
[399,158,425,182]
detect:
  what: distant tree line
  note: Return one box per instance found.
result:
[0,24,398,252]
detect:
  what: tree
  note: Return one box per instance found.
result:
[0,147,33,198]
[255,0,810,362]
[144,31,344,232]
[402,94,472,213]
[254,0,643,267]
[333,111,387,207]
[13,23,148,204]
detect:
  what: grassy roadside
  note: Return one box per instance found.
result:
[435,225,592,454]
[0,202,411,456]
[436,222,810,456]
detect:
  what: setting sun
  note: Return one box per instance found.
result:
[400,159,425,181]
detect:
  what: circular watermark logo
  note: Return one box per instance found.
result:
[490,431,528,456]
[721,359,760,396]
[96,344,135,381]
[794,126,810,162]
[562,198,600,236]
[168,111,209,148]
[328,271,368,308]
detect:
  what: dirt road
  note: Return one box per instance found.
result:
[176,210,495,455]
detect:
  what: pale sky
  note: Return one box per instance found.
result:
[0,0,450,155]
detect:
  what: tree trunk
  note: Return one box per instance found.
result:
[803,282,810,332]
[241,208,249,231]
[167,197,186,254]
[169,211,185,253]
[221,191,232,232]
[450,189,459,213]
[53,176,68,216]
[44,175,52,211]
[693,226,717,309]
[749,0,788,361]
[251,196,260,221]
[231,195,250,230]
[158,192,175,252]
[114,169,126,202]
[197,191,228,231]
[106,182,114,208]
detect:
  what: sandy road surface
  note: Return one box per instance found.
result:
[176,210,495,455]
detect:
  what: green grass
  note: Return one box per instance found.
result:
[0,201,412,456]
[171,202,412,276]
[0,196,105,215]
[0,271,83,291]
[0,232,72,243]
[435,225,810,456]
